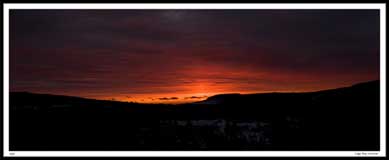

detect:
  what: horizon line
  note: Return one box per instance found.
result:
[9,79,379,105]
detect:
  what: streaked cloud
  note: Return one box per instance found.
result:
[10,10,380,103]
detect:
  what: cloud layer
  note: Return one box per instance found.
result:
[10,10,380,102]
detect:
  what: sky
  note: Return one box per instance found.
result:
[10,9,380,103]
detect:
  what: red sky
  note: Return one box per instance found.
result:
[10,10,380,103]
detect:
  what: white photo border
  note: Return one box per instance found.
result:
[3,3,386,157]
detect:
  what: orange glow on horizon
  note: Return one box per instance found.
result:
[86,80,366,104]
[20,71,378,105]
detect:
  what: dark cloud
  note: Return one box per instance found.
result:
[10,9,380,101]
[184,96,208,99]
[158,97,179,100]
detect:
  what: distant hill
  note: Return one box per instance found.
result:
[9,80,380,151]
[198,80,379,105]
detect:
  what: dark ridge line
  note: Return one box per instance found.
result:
[10,79,379,105]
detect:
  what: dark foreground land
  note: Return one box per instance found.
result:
[10,80,380,151]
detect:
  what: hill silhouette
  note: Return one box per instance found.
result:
[9,80,380,151]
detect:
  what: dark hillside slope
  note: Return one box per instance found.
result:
[9,80,380,150]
